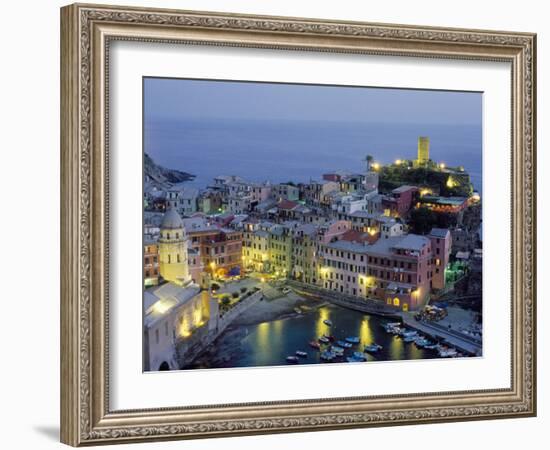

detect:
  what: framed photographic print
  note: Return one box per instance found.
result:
[60,3,537,446]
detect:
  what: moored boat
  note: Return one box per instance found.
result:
[346,356,364,363]
[286,356,299,364]
[345,336,360,344]
[331,346,345,356]
[364,344,380,353]
[415,338,432,348]
[295,350,308,358]
[318,336,330,344]
[309,340,321,349]
[400,329,418,338]
[336,340,353,348]
[323,319,333,326]
[320,351,336,361]
[352,352,367,361]
[439,348,458,358]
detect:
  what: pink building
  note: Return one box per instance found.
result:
[366,234,432,311]
[319,220,351,244]
[382,185,419,218]
[322,173,341,182]
[428,228,452,290]
[251,184,271,203]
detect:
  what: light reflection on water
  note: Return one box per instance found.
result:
[194,305,440,369]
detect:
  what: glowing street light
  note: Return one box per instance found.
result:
[395,159,402,165]
[439,162,446,170]
[371,162,380,171]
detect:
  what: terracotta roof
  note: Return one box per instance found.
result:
[340,229,372,244]
[277,199,299,210]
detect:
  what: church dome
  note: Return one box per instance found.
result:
[160,207,183,230]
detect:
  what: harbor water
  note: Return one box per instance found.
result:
[189,304,439,369]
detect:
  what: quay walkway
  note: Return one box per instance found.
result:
[287,280,401,317]
[399,313,482,355]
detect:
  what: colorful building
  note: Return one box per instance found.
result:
[318,239,369,298]
[366,234,433,311]
[271,183,299,201]
[428,228,452,290]
[144,240,159,287]
[158,208,191,286]
[183,216,243,279]
[303,180,339,206]
[242,222,271,272]
[291,224,320,284]
[268,223,293,277]
[382,185,419,218]
[317,228,450,311]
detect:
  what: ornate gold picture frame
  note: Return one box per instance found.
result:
[60,3,536,446]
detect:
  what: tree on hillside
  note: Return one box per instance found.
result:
[409,207,437,234]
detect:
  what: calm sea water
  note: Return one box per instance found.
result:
[189,304,438,370]
[145,118,483,193]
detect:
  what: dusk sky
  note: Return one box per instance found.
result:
[144,77,483,192]
[144,77,482,126]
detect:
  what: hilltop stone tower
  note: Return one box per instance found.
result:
[158,207,191,286]
[415,136,430,167]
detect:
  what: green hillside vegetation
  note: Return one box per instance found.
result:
[378,160,473,197]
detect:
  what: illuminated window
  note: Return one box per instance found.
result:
[393,297,400,307]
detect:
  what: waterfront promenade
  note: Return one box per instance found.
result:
[399,313,482,356]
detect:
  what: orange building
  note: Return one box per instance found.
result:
[183,217,243,279]
[144,241,159,287]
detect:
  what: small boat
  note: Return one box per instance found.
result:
[309,340,321,349]
[400,329,418,338]
[318,336,330,344]
[382,322,401,333]
[352,352,367,361]
[320,351,336,361]
[345,336,360,344]
[346,356,364,363]
[403,335,417,343]
[294,307,302,314]
[295,350,308,358]
[323,319,333,326]
[323,334,335,342]
[424,344,438,350]
[331,346,345,356]
[286,356,299,364]
[336,340,353,349]
[415,338,432,348]
[364,344,380,353]
[439,348,458,358]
